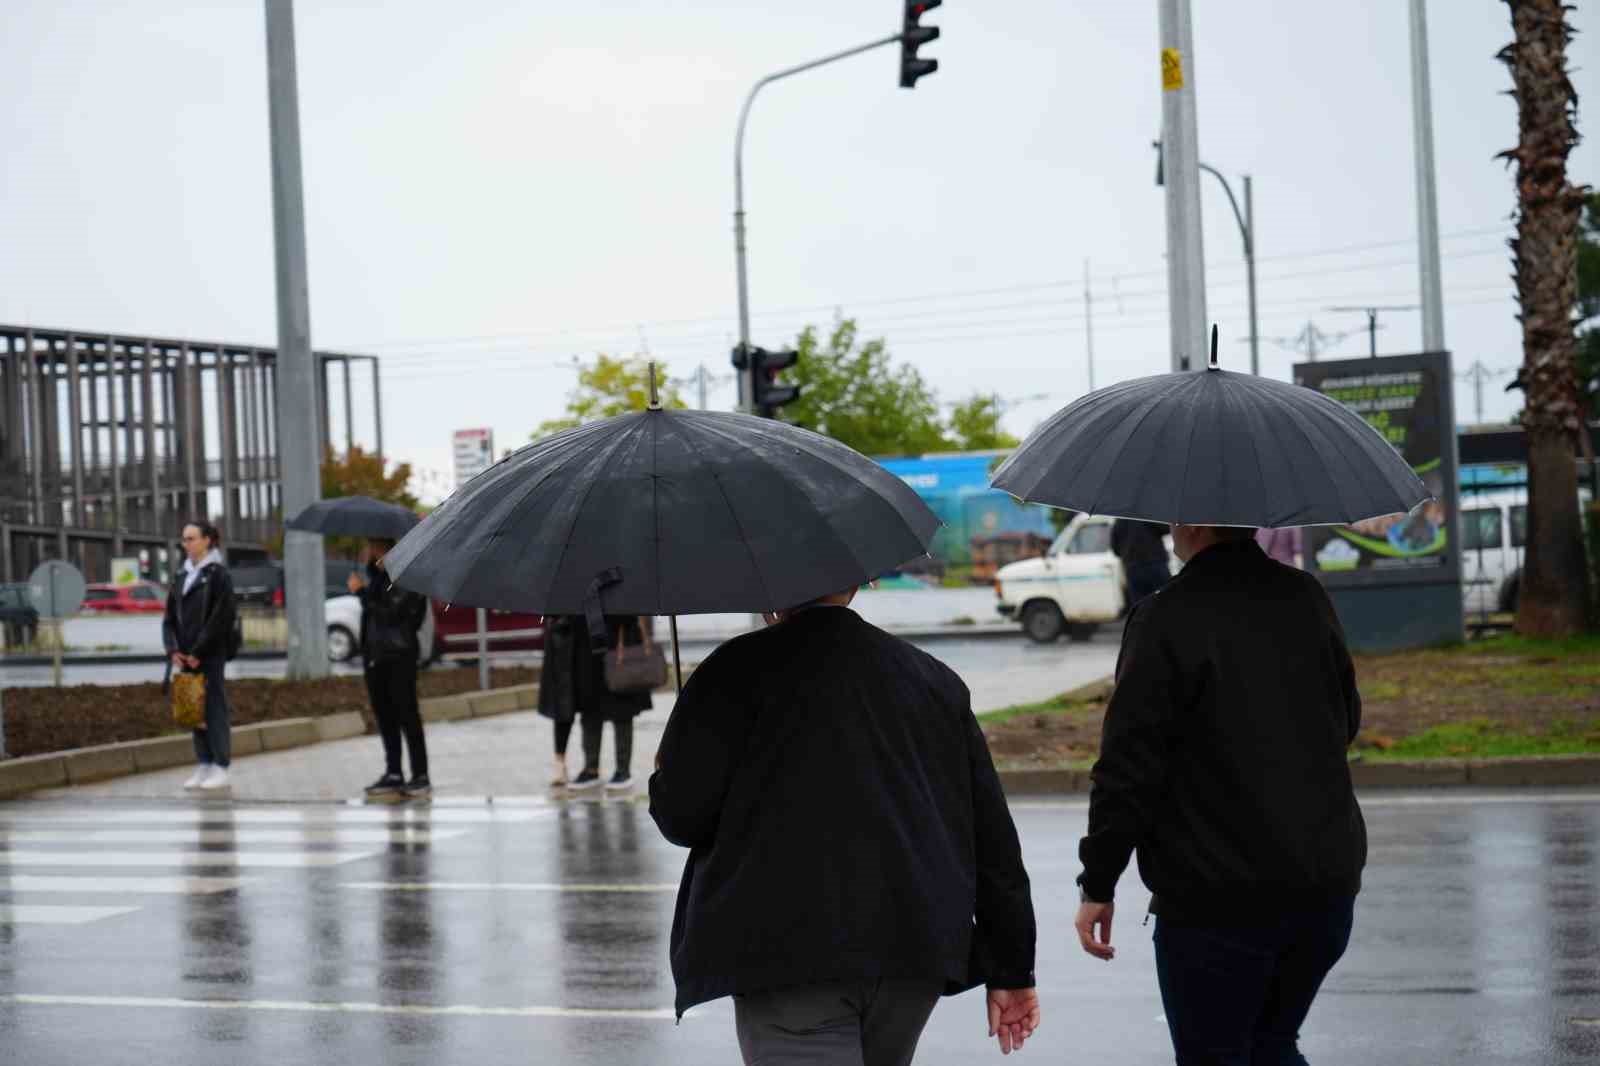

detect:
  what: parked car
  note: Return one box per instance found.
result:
[0,582,40,646]
[430,602,544,662]
[231,560,368,608]
[81,581,167,614]
[994,513,1178,643]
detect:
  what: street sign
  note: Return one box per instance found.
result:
[452,428,495,490]
[27,560,86,619]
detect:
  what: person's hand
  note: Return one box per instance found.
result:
[986,987,1040,1054]
[170,651,185,669]
[346,571,364,594]
[1075,901,1116,960]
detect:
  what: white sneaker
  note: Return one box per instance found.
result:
[182,766,208,790]
[198,765,231,791]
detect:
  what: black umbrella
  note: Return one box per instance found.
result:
[386,406,938,615]
[286,496,421,540]
[992,336,1429,527]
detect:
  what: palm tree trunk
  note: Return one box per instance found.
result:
[1500,0,1591,636]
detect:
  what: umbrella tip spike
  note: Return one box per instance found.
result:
[1208,324,1219,371]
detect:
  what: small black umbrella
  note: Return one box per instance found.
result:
[992,334,1429,526]
[286,496,421,540]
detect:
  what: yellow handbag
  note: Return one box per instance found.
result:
[172,672,207,730]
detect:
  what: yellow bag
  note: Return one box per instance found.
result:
[172,672,207,730]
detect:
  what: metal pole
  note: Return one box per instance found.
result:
[697,364,709,410]
[1083,259,1095,391]
[342,357,354,455]
[475,607,489,690]
[1408,0,1445,351]
[1244,175,1259,376]
[1368,309,1379,358]
[265,0,328,677]
[369,357,383,460]
[1158,0,1207,372]
[734,33,901,411]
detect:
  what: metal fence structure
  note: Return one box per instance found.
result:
[0,324,382,583]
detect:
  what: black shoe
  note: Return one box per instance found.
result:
[568,769,601,791]
[604,772,633,792]
[365,772,405,796]
[402,775,432,798]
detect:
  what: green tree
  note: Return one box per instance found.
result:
[948,394,1020,451]
[784,318,951,456]
[534,355,686,438]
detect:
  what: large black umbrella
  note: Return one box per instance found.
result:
[286,496,421,540]
[383,406,939,616]
[992,343,1429,527]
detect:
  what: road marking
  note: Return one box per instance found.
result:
[0,905,140,925]
[0,850,375,868]
[0,808,550,826]
[1008,792,1600,812]
[1571,1017,1600,1028]
[343,881,678,893]
[1,875,244,894]
[0,828,467,846]
[0,993,678,1020]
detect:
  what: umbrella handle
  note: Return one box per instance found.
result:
[670,615,682,696]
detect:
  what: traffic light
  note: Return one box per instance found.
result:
[752,346,801,417]
[899,0,941,89]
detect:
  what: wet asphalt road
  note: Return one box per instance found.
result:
[1,789,1596,1066]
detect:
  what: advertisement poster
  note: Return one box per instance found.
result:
[1292,352,1459,587]
[452,428,495,490]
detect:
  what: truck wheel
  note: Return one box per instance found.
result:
[327,624,357,663]
[1021,601,1065,644]
[1066,622,1098,643]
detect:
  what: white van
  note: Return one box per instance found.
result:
[1459,490,1527,616]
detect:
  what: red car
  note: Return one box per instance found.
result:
[82,581,167,614]
[429,602,544,661]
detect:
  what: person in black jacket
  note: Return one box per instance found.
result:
[649,588,1039,1062]
[350,538,432,799]
[1109,518,1172,609]
[162,520,238,792]
[1074,524,1365,1066]
[539,614,653,793]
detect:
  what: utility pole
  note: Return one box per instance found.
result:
[1083,258,1095,392]
[1243,175,1258,376]
[1158,0,1207,372]
[1408,0,1446,352]
[264,0,328,678]
[697,364,709,411]
[1328,304,1420,358]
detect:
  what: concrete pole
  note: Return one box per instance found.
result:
[265,0,328,677]
[1158,0,1207,372]
[1082,259,1095,392]
[1408,0,1445,352]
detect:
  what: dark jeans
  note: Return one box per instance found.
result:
[1126,559,1172,607]
[365,660,428,779]
[1153,898,1356,1066]
[734,978,942,1066]
[189,656,231,768]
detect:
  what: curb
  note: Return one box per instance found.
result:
[0,684,539,801]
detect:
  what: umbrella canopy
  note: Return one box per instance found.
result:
[383,408,940,615]
[991,362,1429,527]
[286,496,421,540]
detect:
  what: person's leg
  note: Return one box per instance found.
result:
[191,728,211,765]
[579,712,604,774]
[389,664,428,780]
[365,666,404,777]
[734,982,865,1066]
[1249,899,1356,1066]
[859,979,942,1066]
[553,719,574,756]
[613,717,634,777]
[203,658,231,768]
[1154,919,1278,1066]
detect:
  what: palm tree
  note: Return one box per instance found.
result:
[1499,0,1591,635]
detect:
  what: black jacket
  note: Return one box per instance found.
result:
[537,614,653,723]
[162,563,237,663]
[1079,539,1366,920]
[356,563,429,667]
[1110,519,1170,568]
[649,606,1035,1017]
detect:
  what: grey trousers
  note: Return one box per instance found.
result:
[734,979,943,1066]
[189,656,231,768]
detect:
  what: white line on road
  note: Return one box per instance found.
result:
[1,875,245,894]
[1008,791,1600,811]
[0,993,678,1020]
[0,808,551,826]
[0,828,467,846]
[0,905,140,925]
[342,881,678,893]
[0,850,375,868]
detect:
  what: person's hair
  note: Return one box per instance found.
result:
[183,519,222,551]
[369,537,397,552]
[1212,525,1257,542]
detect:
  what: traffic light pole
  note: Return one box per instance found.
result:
[733,33,901,412]
[1158,0,1207,373]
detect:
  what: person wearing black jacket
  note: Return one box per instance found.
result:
[1074,525,1365,1066]
[650,589,1039,1063]
[162,520,238,792]
[1109,517,1172,608]
[350,538,431,799]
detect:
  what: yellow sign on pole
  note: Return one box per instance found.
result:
[1161,48,1184,91]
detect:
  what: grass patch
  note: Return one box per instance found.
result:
[978,691,1106,727]
[1459,632,1600,659]
[1355,718,1600,760]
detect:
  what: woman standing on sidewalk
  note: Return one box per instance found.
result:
[163,520,238,792]
[539,615,653,792]
[351,537,432,800]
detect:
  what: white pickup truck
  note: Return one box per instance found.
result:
[993,513,1177,643]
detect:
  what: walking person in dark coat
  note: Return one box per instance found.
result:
[162,520,238,793]
[650,587,1040,1063]
[1110,517,1172,609]
[1074,524,1365,1066]
[350,538,432,799]
[539,614,652,792]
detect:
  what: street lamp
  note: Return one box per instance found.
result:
[1154,140,1258,376]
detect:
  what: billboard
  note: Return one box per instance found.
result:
[452,428,495,489]
[1293,352,1460,588]
[876,452,1054,566]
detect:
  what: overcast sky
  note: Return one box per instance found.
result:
[4,1,1595,501]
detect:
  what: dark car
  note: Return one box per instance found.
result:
[230,560,364,608]
[0,582,40,646]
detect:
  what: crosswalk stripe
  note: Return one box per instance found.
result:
[0,993,678,1020]
[343,881,678,893]
[0,905,140,925]
[0,875,245,894]
[0,828,467,846]
[0,850,374,868]
[0,808,550,826]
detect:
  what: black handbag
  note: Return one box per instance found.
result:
[603,620,667,694]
